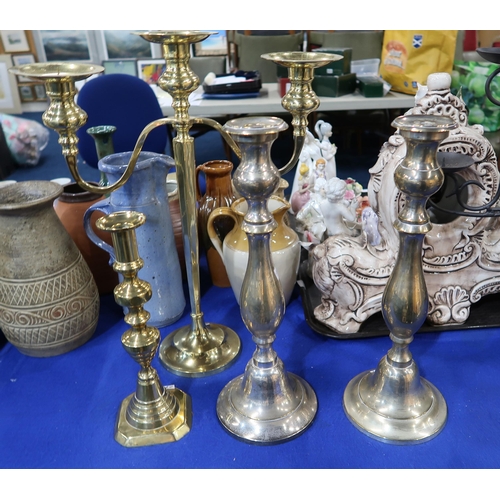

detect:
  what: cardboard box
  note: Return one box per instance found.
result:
[312,73,357,97]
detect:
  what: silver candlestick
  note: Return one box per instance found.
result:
[343,115,457,444]
[216,116,317,444]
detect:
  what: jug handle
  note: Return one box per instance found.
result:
[207,207,237,261]
[83,200,116,264]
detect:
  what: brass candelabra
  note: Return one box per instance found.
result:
[10,33,340,380]
[96,210,191,447]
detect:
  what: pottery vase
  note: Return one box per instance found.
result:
[84,151,185,328]
[196,159,237,287]
[207,195,300,305]
[0,181,100,357]
[86,125,116,187]
[54,181,118,295]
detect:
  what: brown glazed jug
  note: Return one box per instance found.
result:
[196,160,236,287]
[54,182,118,295]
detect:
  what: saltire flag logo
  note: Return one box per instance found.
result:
[413,35,423,48]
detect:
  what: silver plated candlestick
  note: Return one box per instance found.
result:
[343,115,457,444]
[216,116,317,444]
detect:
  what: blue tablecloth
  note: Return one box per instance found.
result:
[1,265,500,469]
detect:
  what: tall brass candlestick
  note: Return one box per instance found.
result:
[96,210,192,447]
[343,115,457,444]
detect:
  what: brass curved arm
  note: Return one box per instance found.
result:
[67,117,177,195]
[190,117,241,159]
[190,116,304,174]
[278,134,305,176]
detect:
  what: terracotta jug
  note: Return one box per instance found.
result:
[207,195,300,305]
[196,159,237,287]
[54,181,118,295]
[0,181,100,357]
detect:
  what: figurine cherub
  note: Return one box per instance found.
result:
[319,177,360,238]
[296,177,328,243]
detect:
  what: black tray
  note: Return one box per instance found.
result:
[202,70,262,94]
[297,258,500,339]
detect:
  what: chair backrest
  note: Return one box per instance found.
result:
[228,31,304,83]
[191,56,227,80]
[76,73,168,168]
[308,30,384,61]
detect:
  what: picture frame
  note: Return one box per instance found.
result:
[37,30,95,62]
[12,54,36,82]
[136,59,165,84]
[193,31,228,57]
[18,84,34,102]
[99,31,152,60]
[102,58,138,77]
[0,30,30,53]
[0,55,22,114]
[34,84,47,101]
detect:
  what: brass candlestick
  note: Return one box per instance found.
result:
[343,115,457,444]
[96,210,191,447]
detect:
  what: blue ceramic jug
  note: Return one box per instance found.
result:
[84,151,185,327]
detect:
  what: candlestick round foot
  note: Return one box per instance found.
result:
[343,358,447,445]
[159,322,241,377]
[115,388,192,447]
[216,370,317,444]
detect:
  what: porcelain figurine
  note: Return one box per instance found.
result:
[315,119,337,179]
[311,72,500,334]
[290,120,338,210]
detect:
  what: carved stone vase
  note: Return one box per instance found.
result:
[0,181,100,357]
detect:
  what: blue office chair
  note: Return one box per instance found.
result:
[76,73,169,168]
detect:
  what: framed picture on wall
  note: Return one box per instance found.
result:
[193,31,227,57]
[34,84,47,101]
[0,55,22,114]
[18,84,34,102]
[0,30,30,53]
[136,59,165,84]
[102,59,137,77]
[12,54,36,82]
[99,31,152,59]
[38,30,94,62]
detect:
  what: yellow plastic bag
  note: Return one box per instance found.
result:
[380,30,458,95]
